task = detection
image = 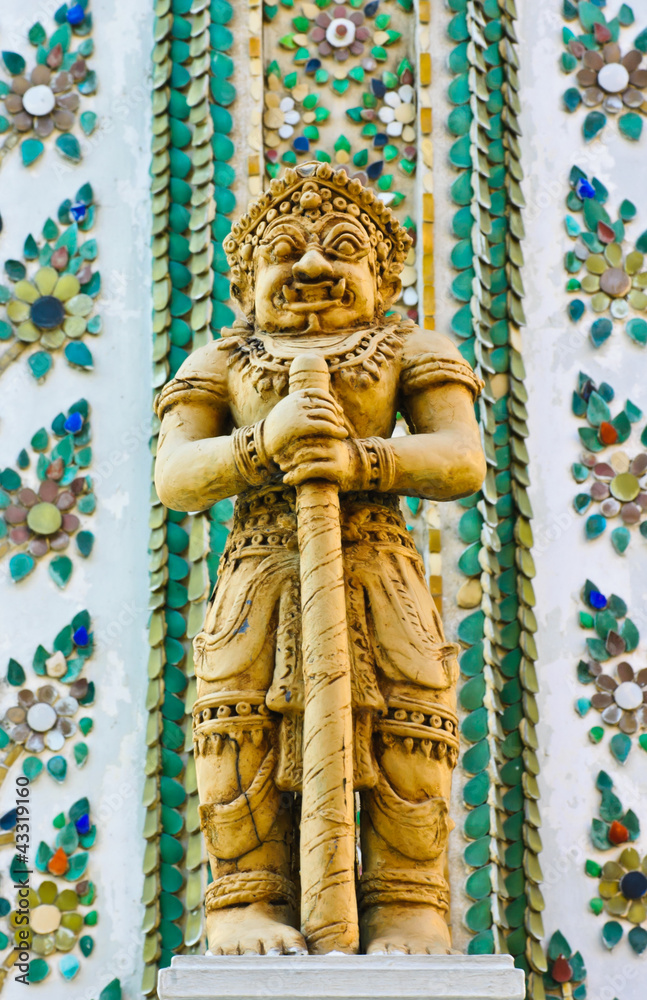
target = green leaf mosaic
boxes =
[447,0,544,986]
[144,0,237,990]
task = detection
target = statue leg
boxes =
[358,693,458,954]
[193,684,306,955]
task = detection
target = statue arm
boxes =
[155,397,253,511]
[386,327,486,501]
[387,382,485,500]
[154,341,264,510]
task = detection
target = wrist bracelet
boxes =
[355,437,397,492]
[232,420,274,486]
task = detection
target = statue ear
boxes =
[229,266,255,318]
[379,273,402,311]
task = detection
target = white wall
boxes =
[0,1,153,996]
[519,4,647,997]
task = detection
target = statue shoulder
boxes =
[399,324,484,400]
[400,324,466,365]
[173,337,231,382]
[155,337,232,420]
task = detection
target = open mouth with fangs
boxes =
[278,277,353,312]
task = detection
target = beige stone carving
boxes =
[154,163,486,957]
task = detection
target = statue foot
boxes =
[362,904,452,955]
[207,901,308,955]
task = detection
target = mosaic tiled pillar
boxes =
[144,0,244,991]
[445,0,545,984]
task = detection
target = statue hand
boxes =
[263,389,348,462]
[280,437,360,490]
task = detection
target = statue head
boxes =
[223,162,413,334]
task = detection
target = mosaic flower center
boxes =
[610,472,640,502]
[599,267,631,298]
[22,84,56,117]
[597,63,630,94]
[613,680,644,711]
[27,501,63,537]
[30,295,65,330]
[30,903,61,935]
[619,869,647,900]
[326,17,356,47]
[26,701,57,732]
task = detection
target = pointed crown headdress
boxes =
[223,162,413,288]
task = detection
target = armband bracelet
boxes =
[232,420,274,486]
[355,437,397,492]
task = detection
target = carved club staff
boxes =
[288,353,359,954]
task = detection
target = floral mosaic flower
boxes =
[310,5,371,61]
[19,879,82,951]
[0,1,96,166]
[4,65,80,138]
[590,662,647,734]
[571,373,647,549]
[9,872,96,981]
[3,684,81,754]
[375,82,415,137]
[6,267,93,349]
[575,451,647,534]
[575,581,645,733]
[574,239,647,319]
[561,1,647,140]
[0,184,100,379]
[4,465,89,557]
[596,848,647,924]
[0,399,95,584]
[572,44,647,116]
[5,798,98,980]
[564,168,647,341]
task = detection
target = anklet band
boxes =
[205,871,297,912]
[358,870,449,913]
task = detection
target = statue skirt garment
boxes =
[192,484,459,790]
[191,484,460,920]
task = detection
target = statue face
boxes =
[253,213,377,334]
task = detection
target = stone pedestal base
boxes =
[158,954,525,1000]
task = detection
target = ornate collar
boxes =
[220,321,411,393]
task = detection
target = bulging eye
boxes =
[272,239,295,258]
[335,240,356,256]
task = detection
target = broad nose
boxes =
[292,247,334,282]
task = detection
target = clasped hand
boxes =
[262,388,358,489]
